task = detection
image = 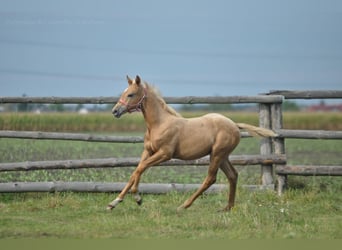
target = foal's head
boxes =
[112,75,146,118]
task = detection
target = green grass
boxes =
[1,111,341,132]
[0,112,146,132]
[0,185,341,239]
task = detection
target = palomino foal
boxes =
[108,75,276,211]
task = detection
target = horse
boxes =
[107,75,277,212]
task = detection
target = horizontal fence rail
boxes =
[0,130,251,142]
[276,165,342,176]
[0,130,145,143]
[0,182,274,193]
[0,155,287,172]
[266,90,342,99]
[1,130,341,142]
[0,95,283,104]
[0,182,228,194]
[275,129,342,140]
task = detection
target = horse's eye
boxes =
[127,93,135,98]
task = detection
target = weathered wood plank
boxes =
[0,130,251,141]
[0,97,115,104]
[0,182,227,194]
[266,90,342,99]
[0,130,144,143]
[275,129,342,139]
[259,103,273,185]
[2,129,341,141]
[0,182,274,193]
[0,154,287,172]
[271,103,287,195]
[276,165,342,176]
[164,95,283,104]
[0,95,283,104]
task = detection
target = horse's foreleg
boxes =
[219,159,238,211]
[107,149,171,210]
[107,166,147,210]
[106,174,135,210]
[106,150,150,210]
[130,149,171,205]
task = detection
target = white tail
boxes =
[236,123,277,137]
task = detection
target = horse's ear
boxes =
[135,75,141,85]
[126,75,133,85]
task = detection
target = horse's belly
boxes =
[173,132,213,160]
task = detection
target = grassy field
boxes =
[1,186,341,239]
[1,111,341,132]
[0,112,341,239]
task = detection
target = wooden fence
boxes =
[265,90,342,194]
[0,90,341,194]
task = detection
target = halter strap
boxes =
[119,87,147,113]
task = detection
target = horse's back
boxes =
[200,113,239,132]
[201,113,241,149]
[202,112,235,124]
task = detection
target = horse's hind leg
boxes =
[177,155,221,211]
[219,158,238,211]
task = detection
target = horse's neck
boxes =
[142,89,170,129]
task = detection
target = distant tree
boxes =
[17,94,29,112]
[48,104,65,112]
[104,104,114,111]
[283,101,300,111]
[76,104,84,111]
[205,103,233,111]
[180,104,197,111]
[179,103,234,112]
[55,104,65,112]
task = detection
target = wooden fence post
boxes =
[259,103,273,186]
[271,103,286,195]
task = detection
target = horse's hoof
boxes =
[217,208,229,213]
[219,206,234,213]
[134,194,143,206]
[176,205,185,213]
[136,198,143,206]
[106,205,114,211]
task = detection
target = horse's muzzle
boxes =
[112,106,126,118]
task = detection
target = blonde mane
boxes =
[144,83,182,117]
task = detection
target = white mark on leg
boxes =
[107,197,123,210]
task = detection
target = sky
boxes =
[0,0,342,100]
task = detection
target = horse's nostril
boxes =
[112,108,121,118]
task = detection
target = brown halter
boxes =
[118,87,147,113]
